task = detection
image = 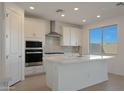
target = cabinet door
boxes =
[24,19,43,39]
[24,20,35,38]
[5,8,22,86]
[70,27,79,46]
[62,27,71,46]
[32,21,43,38]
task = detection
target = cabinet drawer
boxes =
[25,66,44,76]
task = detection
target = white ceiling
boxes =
[16,2,124,25]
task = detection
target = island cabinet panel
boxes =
[88,60,108,85]
[45,57,108,91]
[57,63,90,91]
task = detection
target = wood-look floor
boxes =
[10,73,124,91]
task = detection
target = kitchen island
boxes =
[45,55,113,91]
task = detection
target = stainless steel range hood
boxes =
[46,21,62,38]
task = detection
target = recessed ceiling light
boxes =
[97,15,101,18]
[74,8,79,11]
[61,14,65,17]
[29,6,35,10]
[82,19,86,22]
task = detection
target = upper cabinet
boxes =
[70,27,80,46]
[61,26,82,46]
[24,18,48,46]
[24,18,45,40]
[62,26,71,46]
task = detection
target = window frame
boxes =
[89,24,118,55]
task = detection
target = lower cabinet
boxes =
[25,65,45,76]
[46,59,108,91]
[88,60,108,85]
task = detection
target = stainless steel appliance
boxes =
[25,41,43,66]
[46,21,62,37]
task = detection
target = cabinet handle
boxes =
[75,42,77,45]
[6,55,9,59]
[19,56,22,58]
[33,33,36,36]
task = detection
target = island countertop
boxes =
[44,55,114,64]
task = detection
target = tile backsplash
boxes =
[44,36,79,53]
[62,46,79,53]
[44,36,62,52]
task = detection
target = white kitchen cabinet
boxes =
[45,55,108,91]
[24,19,42,38]
[70,27,80,46]
[24,20,36,38]
[61,26,71,46]
[25,65,44,76]
[24,18,45,43]
[88,60,108,85]
[62,26,81,46]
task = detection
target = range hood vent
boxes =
[46,21,62,38]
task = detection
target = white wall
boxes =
[82,16,124,76]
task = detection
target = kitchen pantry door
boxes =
[5,8,22,86]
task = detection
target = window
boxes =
[89,25,118,55]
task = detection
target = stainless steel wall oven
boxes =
[25,41,43,66]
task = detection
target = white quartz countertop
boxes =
[44,55,114,64]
